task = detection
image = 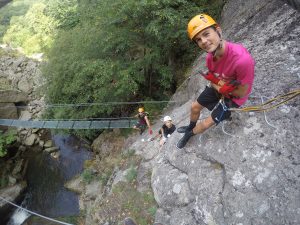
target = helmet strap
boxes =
[212,40,223,58]
[213,31,223,58]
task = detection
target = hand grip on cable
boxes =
[199,70,221,85]
[219,80,241,98]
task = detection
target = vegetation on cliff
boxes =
[0,0,224,124]
[0,130,17,157]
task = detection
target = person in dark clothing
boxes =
[133,107,152,135]
[150,116,176,146]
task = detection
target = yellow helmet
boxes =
[187,14,217,40]
[138,107,144,113]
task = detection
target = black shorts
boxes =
[135,122,146,130]
[197,86,239,124]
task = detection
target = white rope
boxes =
[0,196,74,225]
[260,95,277,129]
[0,100,183,109]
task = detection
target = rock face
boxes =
[129,1,300,225]
[0,90,28,103]
[0,90,28,119]
[0,47,45,120]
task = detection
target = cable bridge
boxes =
[0,118,138,129]
[0,100,177,129]
[1,89,299,129]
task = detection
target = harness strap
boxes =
[213,97,228,124]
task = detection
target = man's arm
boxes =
[144,116,153,134]
[211,82,249,98]
[152,130,162,140]
[144,116,151,128]
[160,128,165,138]
[231,83,249,97]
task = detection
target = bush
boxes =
[99,171,112,186]
[148,206,157,217]
[0,129,17,157]
[81,169,94,184]
[0,176,8,188]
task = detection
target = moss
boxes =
[100,182,157,225]
[125,165,137,183]
[83,142,153,224]
[81,169,94,184]
[0,176,8,188]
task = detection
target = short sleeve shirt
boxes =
[159,124,176,137]
[206,42,255,106]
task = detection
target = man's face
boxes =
[193,27,221,52]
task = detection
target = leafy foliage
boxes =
[0,0,79,55]
[0,129,17,157]
[82,169,94,184]
[0,0,224,134]
[42,0,224,123]
[45,0,79,29]
[0,0,35,38]
[2,1,57,54]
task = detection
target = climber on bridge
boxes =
[150,115,176,146]
[176,13,255,149]
[133,107,153,135]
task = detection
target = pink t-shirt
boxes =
[206,42,255,106]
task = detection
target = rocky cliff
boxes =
[130,0,299,225]
[3,0,299,224]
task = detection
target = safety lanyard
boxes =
[214,97,228,123]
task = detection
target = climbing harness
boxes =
[0,196,74,225]
[212,97,228,124]
[211,97,236,137]
[218,89,300,136]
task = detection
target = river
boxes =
[7,134,92,225]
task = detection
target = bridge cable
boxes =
[0,196,74,225]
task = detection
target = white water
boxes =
[7,208,31,225]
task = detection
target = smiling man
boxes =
[176,14,255,149]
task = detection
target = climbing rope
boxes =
[0,196,74,225]
[229,89,300,112]
[209,89,299,136]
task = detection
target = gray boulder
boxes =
[0,103,18,119]
[0,90,28,103]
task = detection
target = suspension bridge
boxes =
[0,118,138,129]
[0,100,176,129]
[0,89,299,130]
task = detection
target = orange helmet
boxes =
[187,14,217,40]
[138,107,144,113]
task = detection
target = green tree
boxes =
[0,0,36,38]
[45,0,80,29]
[43,24,139,120]
[3,2,58,54]
[96,0,223,96]
[43,0,224,122]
